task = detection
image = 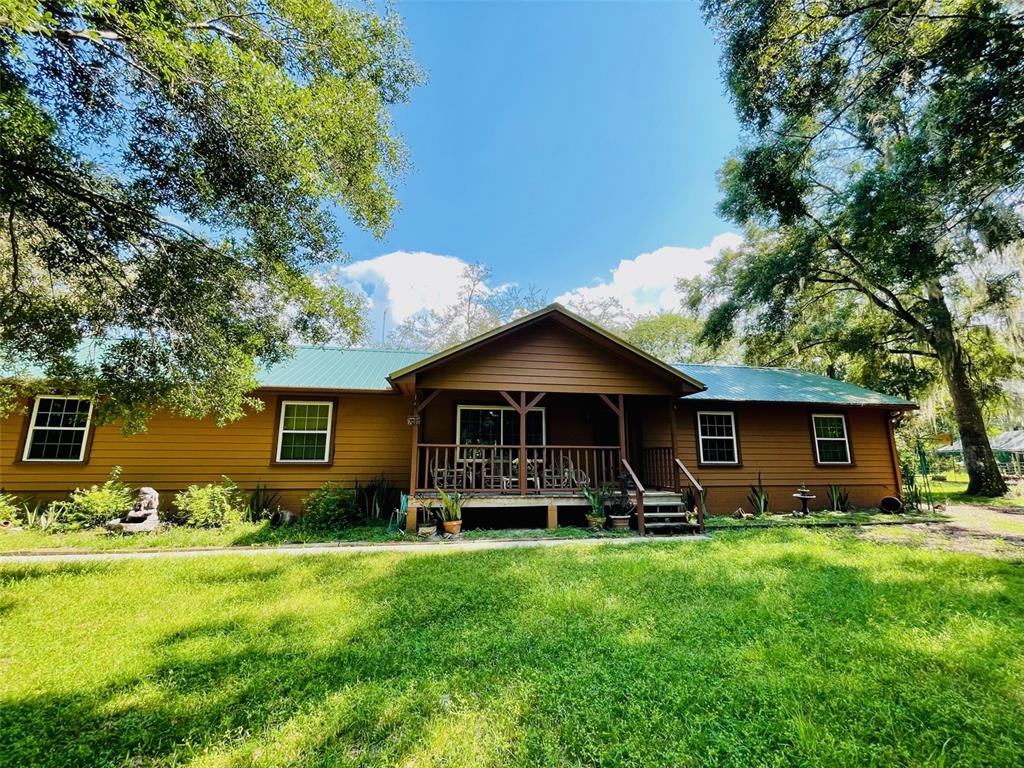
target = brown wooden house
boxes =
[0,305,915,533]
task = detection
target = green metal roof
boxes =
[674,364,915,408]
[257,347,429,390]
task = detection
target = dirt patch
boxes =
[858,504,1024,559]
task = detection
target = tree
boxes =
[700,0,1024,495]
[623,311,736,363]
[387,264,546,351]
[0,0,420,430]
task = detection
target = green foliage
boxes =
[699,0,1024,496]
[246,483,281,523]
[176,477,244,528]
[747,472,769,515]
[354,475,400,521]
[301,483,359,530]
[436,488,464,522]
[0,492,21,524]
[3,532,1024,766]
[0,0,421,429]
[580,483,612,519]
[624,312,716,363]
[51,466,133,530]
[826,485,850,514]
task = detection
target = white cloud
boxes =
[326,233,742,343]
[554,232,743,315]
[323,251,473,340]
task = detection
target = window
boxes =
[456,405,545,447]
[697,411,739,464]
[23,396,93,462]
[812,414,852,464]
[276,401,333,462]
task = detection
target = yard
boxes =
[2,529,1023,767]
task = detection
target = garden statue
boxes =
[106,487,160,533]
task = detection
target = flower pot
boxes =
[443,520,463,535]
[606,514,630,530]
[586,514,606,530]
[417,524,437,538]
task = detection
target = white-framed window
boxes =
[456,405,546,447]
[276,400,333,463]
[812,413,852,464]
[697,411,739,464]
[23,396,93,462]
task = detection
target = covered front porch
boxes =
[404,389,703,534]
[386,304,708,534]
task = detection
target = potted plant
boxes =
[437,488,464,535]
[605,488,631,529]
[580,484,611,530]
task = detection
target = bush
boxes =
[56,467,134,530]
[302,483,359,530]
[176,477,245,528]
[0,492,22,525]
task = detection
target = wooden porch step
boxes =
[643,511,691,519]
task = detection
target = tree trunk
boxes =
[927,290,1007,497]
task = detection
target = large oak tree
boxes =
[0,0,419,429]
[700,0,1024,495]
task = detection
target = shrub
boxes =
[176,477,245,528]
[747,472,770,515]
[302,483,359,529]
[246,482,281,522]
[57,467,134,530]
[826,485,850,513]
[0,493,22,525]
[354,475,400,520]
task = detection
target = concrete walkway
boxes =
[0,533,709,564]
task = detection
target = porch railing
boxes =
[415,444,621,495]
[640,446,705,532]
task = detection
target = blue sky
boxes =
[334,1,741,337]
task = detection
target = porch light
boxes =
[407,414,422,426]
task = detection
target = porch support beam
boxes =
[668,397,680,491]
[499,390,520,411]
[598,393,621,417]
[409,390,424,498]
[414,389,441,414]
[547,501,558,529]
[525,392,546,411]
[616,395,627,463]
[519,391,528,495]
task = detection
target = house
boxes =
[0,305,915,533]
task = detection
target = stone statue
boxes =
[106,487,160,533]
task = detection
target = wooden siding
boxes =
[417,318,680,395]
[640,401,901,513]
[0,390,413,510]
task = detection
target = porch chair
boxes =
[430,461,465,491]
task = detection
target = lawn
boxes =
[0,521,636,553]
[2,530,1023,767]
[926,472,1024,509]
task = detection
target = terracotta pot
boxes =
[606,514,630,530]
[443,520,463,535]
[586,515,606,530]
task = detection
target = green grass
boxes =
[2,530,1023,767]
[926,472,1024,508]
[0,522,640,554]
[705,510,945,529]
[0,520,405,553]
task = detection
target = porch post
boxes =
[617,394,627,463]
[409,391,421,499]
[519,391,527,495]
[668,396,680,491]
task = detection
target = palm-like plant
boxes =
[436,488,464,522]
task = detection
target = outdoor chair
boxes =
[430,462,465,491]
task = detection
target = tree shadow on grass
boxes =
[3,538,1024,767]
